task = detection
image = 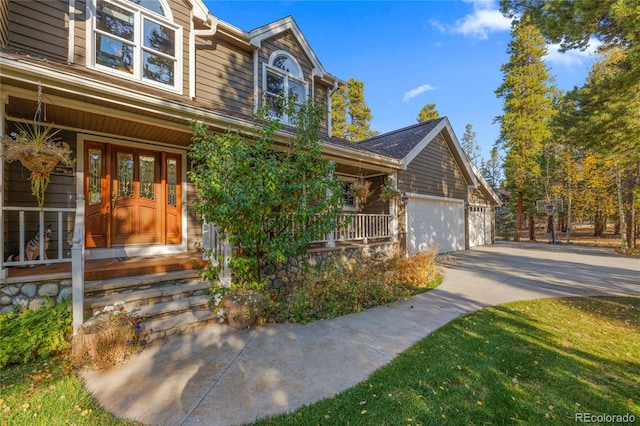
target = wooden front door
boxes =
[85,142,181,248]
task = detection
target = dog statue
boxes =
[25,225,52,261]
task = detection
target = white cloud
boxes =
[431,0,512,40]
[543,39,603,67]
[403,84,437,102]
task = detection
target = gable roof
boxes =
[359,117,502,198]
[357,118,446,160]
[248,16,337,84]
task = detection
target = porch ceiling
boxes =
[6,96,193,147]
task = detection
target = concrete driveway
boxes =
[82,242,639,425]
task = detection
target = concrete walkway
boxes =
[81,242,640,425]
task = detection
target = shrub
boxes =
[71,302,146,370]
[262,250,442,324]
[0,300,71,369]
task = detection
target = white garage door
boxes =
[406,195,465,254]
[468,206,492,247]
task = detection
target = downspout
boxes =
[327,80,338,138]
[189,13,217,99]
[68,0,75,64]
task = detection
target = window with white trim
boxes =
[263,51,307,124]
[341,180,357,211]
[91,0,181,91]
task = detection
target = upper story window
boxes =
[90,0,181,91]
[263,51,307,124]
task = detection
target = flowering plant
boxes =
[209,280,267,328]
[71,301,146,369]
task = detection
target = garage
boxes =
[406,194,465,254]
[468,205,493,247]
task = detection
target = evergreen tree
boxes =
[461,123,481,167]
[481,147,502,189]
[494,17,557,242]
[417,103,439,122]
[330,78,377,142]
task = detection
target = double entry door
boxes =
[85,141,181,248]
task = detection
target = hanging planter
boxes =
[348,177,372,210]
[2,120,74,208]
[379,176,401,202]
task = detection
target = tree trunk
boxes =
[593,211,605,237]
[529,215,536,241]
[615,164,629,251]
[514,189,523,242]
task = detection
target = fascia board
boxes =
[189,0,210,22]
[321,142,402,172]
[249,17,327,78]
[442,118,479,187]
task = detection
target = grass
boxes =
[251,296,640,425]
[0,357,137,425]
[2,294,637,425]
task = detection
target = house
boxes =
[0,0,499,334]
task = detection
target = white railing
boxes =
[319,213,394,245]
[1,206,76,267]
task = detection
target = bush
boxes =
[0,301,71,369]
[71,302,146,370]
[262,250,442,324]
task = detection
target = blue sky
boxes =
[203,0,600,162]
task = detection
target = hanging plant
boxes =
[2,120,74,208]
[379,176,401,202]
[348,177,372,209]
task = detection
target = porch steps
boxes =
[84,270,218,341]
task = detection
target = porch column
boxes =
[389,173,399,242]
[0,93,7,279]
[72,140,86,334]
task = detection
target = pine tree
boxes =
[461,123,481,167]
[331,78,377,142]
[494,17,557,242]
[481,147,502,189]
[417,103,439,122]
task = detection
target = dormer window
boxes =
[263,51,307,124]
[90,0,181,91]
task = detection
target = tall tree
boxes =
[556,46,640,250]
[330,78,377,142]
[480,147,502,189]
[494,17,557,242]
[417,103,439,122]
[461,123,481,167]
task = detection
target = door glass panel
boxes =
[167,158,177,207]
[88,149,102,205]
[117,152,134,198]
[140,155,155,200]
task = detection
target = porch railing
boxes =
[1,206,76,267]
[322,213,394,245]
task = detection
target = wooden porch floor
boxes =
[4,252,207,282]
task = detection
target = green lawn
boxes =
[1,296,638,425]
[252,296,640,425]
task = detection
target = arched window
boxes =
[263,51,307,123]
[90,0,181,91]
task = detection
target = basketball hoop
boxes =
[544,204,555,216]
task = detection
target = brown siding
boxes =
[361,175,388,214]
[72,0,87,63]
[194,35,254,118]
[8,0,68,61]
[398,133,468,200]
[0,0,9,46]
[469,187,490,205]
[259,31,314,80]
